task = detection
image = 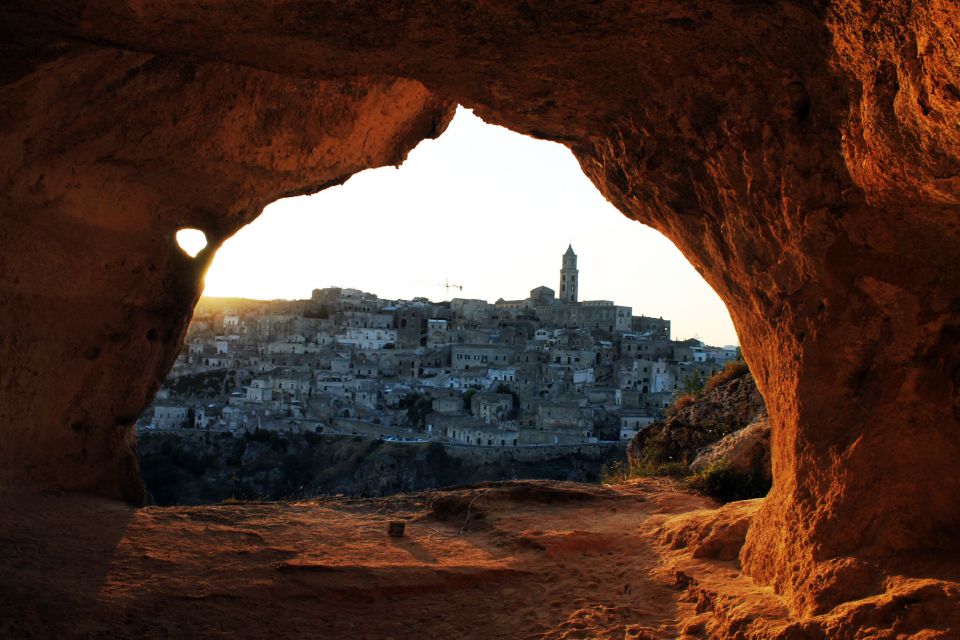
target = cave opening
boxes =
[137,106,742,506]
[3,4,960,634]
[175,228,208,258]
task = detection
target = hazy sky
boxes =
[196,107,738,346]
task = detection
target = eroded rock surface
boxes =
[0,46,454,502]
[627,370,766,469]
[4,482,956,639]
[658,499,762,562]
[2,0,959,629]
[690,416,772,481]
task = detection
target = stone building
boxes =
[536,401,594,436]
[529,286,555,306]
[535,301,632,333]
[630,315,671,339]
[432,394,464,414]
[394,305,428,347]
[449,298,492,322]
[618,410,656,441]
[153,404,189,429]
[471,392,514,424]
[451,344,514,370]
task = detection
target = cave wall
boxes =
[2,0,958,618]
[0,45,454,502]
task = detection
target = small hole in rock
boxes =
[175,228,207,258]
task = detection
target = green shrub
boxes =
[269,436,289,453]
[679,374,705,396]
[162,370,229,397]
[140,456,195,505]
[246,428,271,443]
[246,428,288,452]
[600,459,687,484]
[686,461,770,503]
[630,428,695,469]
[277,454,314,498]
[398,392,434,428]
[225,440,247,467]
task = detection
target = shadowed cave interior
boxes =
[1,1,959,638]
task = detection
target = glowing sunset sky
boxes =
[199,107,739,346]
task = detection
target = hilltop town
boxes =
[143,246,739,448]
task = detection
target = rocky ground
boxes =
[3,480,955,639]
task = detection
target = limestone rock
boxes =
[0,48,454,503]
[659,499,761,562]
[689,416,772,481]
[627,370,765,469]
[2,0,959,625]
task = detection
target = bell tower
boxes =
[559,244,578,303]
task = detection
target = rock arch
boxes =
[2,0,958,618]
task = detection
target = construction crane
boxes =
[436,278,463,298]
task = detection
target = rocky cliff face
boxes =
[627,370,766,470]
[690,416,772,482]
[138,432,624,506]
[2,0,959,627]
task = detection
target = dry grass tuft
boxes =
[703,360,750,394]
[668,393,698,415]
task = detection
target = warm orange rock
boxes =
[689,416,772,480]
[1,0,958,631]
[0,47,453,503]
[3,482,956,639]
[659,499,762,562]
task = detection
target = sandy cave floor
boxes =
[0,480,785,639]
